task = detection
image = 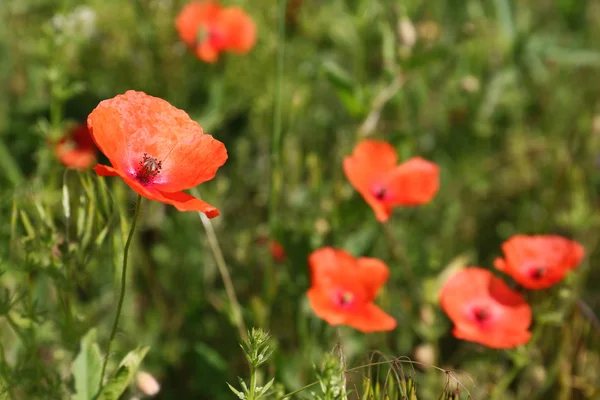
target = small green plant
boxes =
[228,328,276,400]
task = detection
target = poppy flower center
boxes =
[333,290,355,309]
[136,153,162,185]
[529,266,546,280]
[371,184,388,201]
[469,305,493,328]
[197,26,227,49]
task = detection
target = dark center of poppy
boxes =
[196,26,226,49]
[136,153,162,185]
[529,266,546,280]
[334,291,355,308]
[372,186,387,201]
[473,307,490,323]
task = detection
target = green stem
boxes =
[98,194,143,391]
[265,0,288,303]
[191,188,247,342]
[248,367,257,400]
[489,363,523,400]
[277,381,319,399]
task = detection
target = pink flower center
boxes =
[136,153,162,185]
[333,290,355,309]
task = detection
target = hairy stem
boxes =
[98,194,143,391]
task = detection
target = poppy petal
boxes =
[453,326,531,349]
[440,267,532,349]
[94,164,219,217]
[94,164,120,176]
[196,41,220,62]
[307,287,346,326]
[383,157,440,205]
[88,90,227,192]
[152,130,227,192]
[307,289,396,332]
[154,189,219,216]
[217,8,256,53]
[345,304,397,333]
[175,1,222,47]
[356,257,390,301]
[496,235,585,290]
[308,247,356,288]
[343,140,397,222]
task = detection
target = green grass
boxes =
[1,0,600,398]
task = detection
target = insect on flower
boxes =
[87,90,227,217]
[307,247,396,333]
[343,140,440,222]
[494,234,584,290]
[440,267,532,349]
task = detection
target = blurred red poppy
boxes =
[343,140,439,222]
[54,123,97,170]
[441,267,531,349]
[176,1,256,63]
[87,90,227,217]
[440,267,532,349]
[307,247,396,332]
[494,235,584,290]
[269,240,286,263]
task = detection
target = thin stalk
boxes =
[248,368,257,400]
[277,381,319,399]
[98,194,143,390]
[192,188,247,341]
[489,363,523,400]
[266,0,288,302]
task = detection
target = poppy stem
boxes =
[192,188,247,342]
[98,193,143,392]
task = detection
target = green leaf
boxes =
[96,346,150,400]
[72,329,103,400]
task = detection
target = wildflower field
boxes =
[2,0,600,399]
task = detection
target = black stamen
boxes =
[136,153,162,185]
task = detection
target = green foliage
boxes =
[1,0,600,399]
[71,329,102,400]
[96,346,149,400]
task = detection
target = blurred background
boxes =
[1,0,600,398]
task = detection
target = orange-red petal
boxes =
[307,288,396,333]
[217,8,256,53]
[383,157,440,205]
[196,41,220,63]
[355,257,390,301]
[343,140,398,222]
[94,164,220,217]
[494,235,585,290]
[87,90,227,192]
[440,267,532,349]
[54,124,97,170]
[308,247,357,288]
[175,1,221,47]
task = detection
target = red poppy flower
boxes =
[440,267,532,349]
[494,235,584,290]
[269,240,286,263]
[176,1,256,63]
[343,140,439,222]
[54,123,97,170]
[87,90,227,217]
[307,247,396,332]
